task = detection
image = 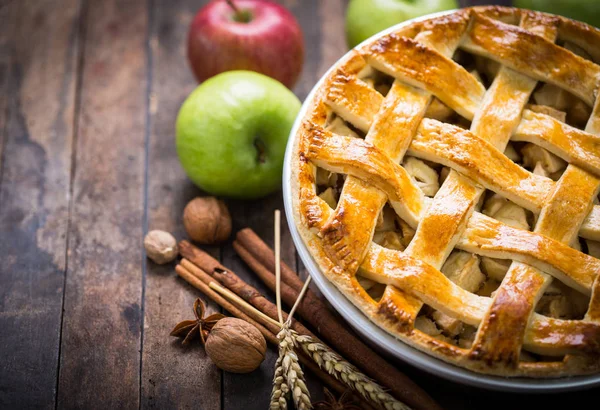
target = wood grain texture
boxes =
[317,0,348,79]
[56,0,148,408]
[283,0,322,101]
[141,0,221,409]
[221,195,297,409]
[0,1,80,408]
[1,1,599,409]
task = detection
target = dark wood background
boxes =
[0,0,597,409]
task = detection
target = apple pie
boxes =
[290,6,600,377]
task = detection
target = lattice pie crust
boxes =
[290,6,600,377]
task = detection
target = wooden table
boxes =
[0,0,597,408]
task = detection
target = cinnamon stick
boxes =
[175,264,279,339]
[237,228,307,292]
[180,256,320,341]
[175,263,375,410]
[233,231,442,410]
[180,240,440,410]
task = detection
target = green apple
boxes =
[176,71,301,199]
[346,0,459,48]
[513,0,600,28]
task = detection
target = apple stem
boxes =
[225,0,252,23]
[225,0,240,14]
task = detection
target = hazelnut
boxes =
[183,197,231,244]
[144,230,178,264]
[205,317,266,373]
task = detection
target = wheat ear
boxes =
[269,353,288,410]
[294,331,410,410]
[278,327,312,410]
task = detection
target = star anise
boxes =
[313,388,362,410]
[170,298,225,345]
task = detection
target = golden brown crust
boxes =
[513,111,600,176]
[366,35,485,119]
[290,6,600,377]
[470,264,550,370]
[462,13,600,106]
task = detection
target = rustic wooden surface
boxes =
[0,0,598,409]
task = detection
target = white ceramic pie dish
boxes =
[282,10,600,393]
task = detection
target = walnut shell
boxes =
[183,197,231,244]
[144,230,178,264]
[205,317,266,373]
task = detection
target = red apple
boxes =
[187,0,304,89]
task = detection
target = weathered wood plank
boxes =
[56,0,148,407]
[282,0,322,101]
[141,0,221,408]
[0,0,14,175]
[0,1,80,408]
[316,0,348,79]
[216,0,329,406]
[221,196,297,409]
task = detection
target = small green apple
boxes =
[176,71,301,199]
[346,0,459,48]
[513,0,600,28]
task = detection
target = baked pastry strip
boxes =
[366,34,484,120]
[471,167,600,363]
[461,13,600,106]
[382,10,588,368]
[363,10,559,354]
[458,13,587,368]
[579,99,600,241]
[469,12,600,364]
[305,129,600,294]
[408,119,555,212]
[513,110,600,177]
[526,73,600,357]
[317,12,471,325]
[584,95,600,323]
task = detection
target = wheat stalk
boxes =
[293,331,410,410]
[269,353,288,410]
[279,327,312,409]
[270,210,312,410]
[270,326,312,409]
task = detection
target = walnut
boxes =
[183,197,232,244]
[205,317,267,373]
[144,230,178,264]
